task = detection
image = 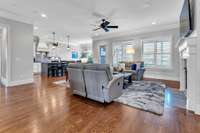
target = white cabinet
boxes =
[33,63,41,74]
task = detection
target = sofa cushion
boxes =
[68,63,84,69]
[84,64,113,81]
[131,64,137,70]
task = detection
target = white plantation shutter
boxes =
[143,41,171,68]
[113,44,134,66]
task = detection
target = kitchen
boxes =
[33,35,92,77]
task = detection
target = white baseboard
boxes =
[7,78,34,87]
[186,99,194,111]
[195,104,200,115]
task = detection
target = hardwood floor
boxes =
[0,75,199,133]
[144,78,180,89]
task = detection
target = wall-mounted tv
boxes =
[180,0,194,38]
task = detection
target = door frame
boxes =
[0,23,10,86]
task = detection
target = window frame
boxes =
[112,42,135,66]
[142,40,172,69]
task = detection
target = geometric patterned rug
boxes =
[114,81,166,115]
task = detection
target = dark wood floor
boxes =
[0,75,200,133]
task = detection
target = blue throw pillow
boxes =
[131,64,137,70]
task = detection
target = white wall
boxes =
[93,28,180,81]
[0,17,33,86]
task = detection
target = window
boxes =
[71,51,78,59]
[142,41,171,68]
[113,43,134,66]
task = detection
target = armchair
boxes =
[83,64,123,103]
[120,61,145,81]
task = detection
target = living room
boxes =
[0,0,200,133]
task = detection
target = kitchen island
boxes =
[41,61,68,77]
[41,60,81,77]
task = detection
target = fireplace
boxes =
[179,41,189,91]
[178,37,200,115]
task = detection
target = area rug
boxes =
[114,81,166,115]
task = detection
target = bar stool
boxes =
[51,63,58,77]
[57,63,63,76]
[61,61,68,76]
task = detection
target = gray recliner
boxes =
[83,64,123,103]
[67,63,123,103]
[67,63,86,97]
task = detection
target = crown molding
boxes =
[0,9,34,24]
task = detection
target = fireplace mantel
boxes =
[179,36,200,115]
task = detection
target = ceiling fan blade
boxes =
[103,28,109,32]
[104,20,110,26]
[93,27,101,31]
[107,25,118,28]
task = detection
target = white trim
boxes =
[0,13,33,24]
[195,104,200,115]
[1,77,8,86]
[0,23,10,84]
[187,98,196,112]
[195,105,200,115]
[7,78,34,87]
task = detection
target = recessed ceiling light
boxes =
[34,26,39,30]
[41,13,47,18]
[143,3,151,8]
[152,22,157,25]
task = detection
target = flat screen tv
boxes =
[180,0,194,38]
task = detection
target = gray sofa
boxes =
[67,63,123,103]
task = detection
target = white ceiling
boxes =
[0,0,183,44]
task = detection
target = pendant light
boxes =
[52,32,58,48]
[67,35,71,51]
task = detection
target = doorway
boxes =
[99,46,106,64]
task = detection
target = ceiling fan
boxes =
[93,19,119,32]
